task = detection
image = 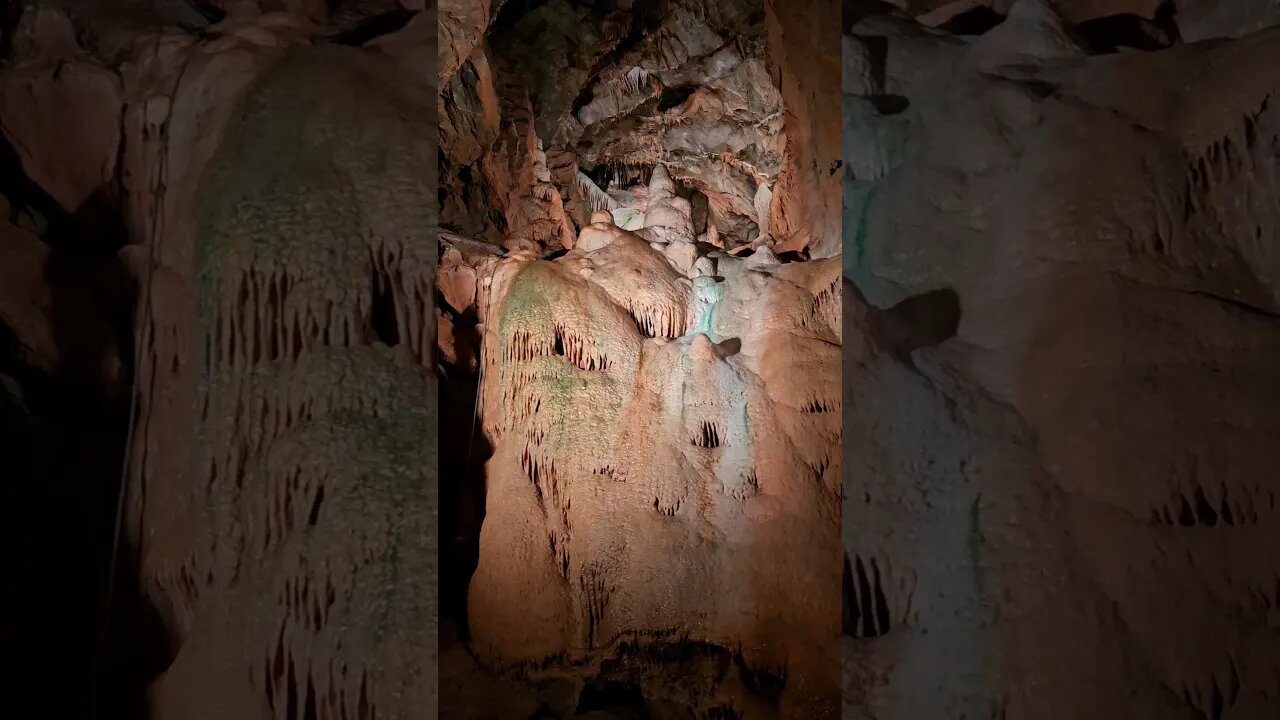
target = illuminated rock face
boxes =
[467,210,843,715]
[438,0,835,253]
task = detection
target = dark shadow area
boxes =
[576,680,648,718]
[189,2,226,25]
[717,337,742,357]
[369,268,402,346]
[0,119,161,717]
[936,6,1004,35]
[1076,12,1177,54]
[0,0,20,60]
[439,306,493,643]
[733,653,785,707]
[867,94,909,115]
[657,83,697,111]
[689,188,709,237]
[328,7,418,47]
[869,287,962,364]
[0,272,158,719]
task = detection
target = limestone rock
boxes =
[442,0,791,250]
[469,244,842,716]
[11,5,82,60]
[0,222,123,396]
[439,0,494,84]
[123,39,438,720]
[969,0,1086,66]
[1176,0,1280,41]
[577,212,630,253]
[767,0,842,258]
[639,164,696,245]
[440,2,843,715]
[663,239,699,275]
[0,60,123,214]
[439,256,478,315]
[844,14,1280,719]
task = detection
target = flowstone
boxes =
[126,43,437,720]
[845,8,1280,719]
[467,203,842,715]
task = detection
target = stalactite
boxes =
[625,299,688,339]
[577,171,619,212]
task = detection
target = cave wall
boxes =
[0,4,150,714]
[0,2,439,718]
[461,202,843,718]
[436,4,849,716]
[765,0,842,258]
[439,0,846,254]
[843,3,1280,717]
[125,31,438,720]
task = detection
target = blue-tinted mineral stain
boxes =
[851,183,878,268]
[968,494,988,602]
[690,275,725,338]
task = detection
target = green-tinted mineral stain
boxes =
[541,371,578,407]
[180,48,433,648]
[527,367,578,436]
[190,50,411,332]
[968,494,989,612]
[877,122,908,173]
[336,406,432,641]
[691,276,725,336]
[496,266,557,344]
[850,183,878,268]
[496,266,593,421]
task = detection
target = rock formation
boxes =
[844,1,1280,718]
[0,1,437,718]
[438,2,843,717]
[443,172,840,718]
[439,0,840,258]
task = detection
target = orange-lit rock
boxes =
[466,208,842,716]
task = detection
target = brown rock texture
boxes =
[844,2,1280,718]
[439,0,495,83]
[765,0,842,258]
[881,0,1167,22]
[0,223,66,375]
[0,55,122,214]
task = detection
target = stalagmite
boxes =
[638,164,696,245]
